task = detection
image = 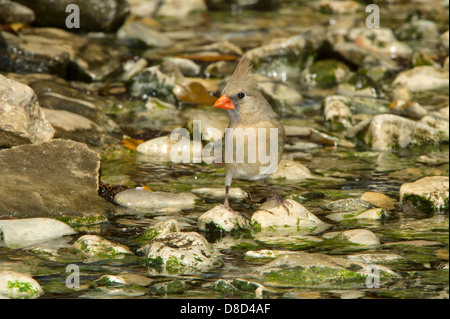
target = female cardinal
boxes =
[213,56,291,215]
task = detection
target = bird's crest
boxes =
[224,55,257,93]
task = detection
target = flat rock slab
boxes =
[0,139,110,218]
[0,218,76,249]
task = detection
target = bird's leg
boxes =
[263,179,292,214]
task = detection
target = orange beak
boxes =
[213,94,235,110]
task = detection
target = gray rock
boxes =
[395,18,440,42]
[42,108,105,148]
[0,0,35,24]
[0,218,76,249]
[139,232,223,274]
[251,199,330,231]
[14,0,129,32]
[333,42,399,70]
[399,176,449,213]
[198,205,251,232]
[0,270,44,299]
[71,235,134,261]
[117,20,174,48]
[326,208,387,222]
[325,198,375,212]
[364,114,441,151]
[0,139,110,218]
[257,77,303,117]
[166,57,201,77]
[114,188,199,212]
[0,74,54,147]
[270,159,317,180]
[0,30,71,76]
[389,100,428,120]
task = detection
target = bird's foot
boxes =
[221,202,249,220]
[270,195,293,215]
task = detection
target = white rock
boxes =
[0,270,44,299]
[347,253,406,264]
[71,235,134,261]
[0,218,76,249]
[323,229,380,246]
[399,176,449,213]
[114,189,199,212]
[139,232,223,274]
[198,205,251,232]
[136,135,203,163]
[392,66,449,92]
[251,199,330,232]
[271,159,317,180]
[191,187,247,200]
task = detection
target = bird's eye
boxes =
[237,92,245,99]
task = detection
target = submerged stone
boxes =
[71,235,134,261]
[139,232,223,274]
[0,270,44,299]
[322,229,381,247]
[198,205,252,232]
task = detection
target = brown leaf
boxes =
[122,138,146,150]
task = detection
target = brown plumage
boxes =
[213,56,291,215]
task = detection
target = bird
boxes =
[213,56,291,216]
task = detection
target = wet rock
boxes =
[0,74,54,147]
[128,64,178,103]
[207,0,278,11]
[0,218,76,249]
[42,108,105,148]
[114,188,199,212]
[151,279,188,295]
[323,95,353,131]
[139,232,223,274]
[246,27,326,81]
[0,139,110,219]
[191,187,246,201]
[347,28,413,60]
[301,59,350,89]
[392,66,449,92]
[347,253,407,265]
[257,76,303,117]
[166,57,201,77]
[198,205,251,232]
[325,198,375,213]
[326,208,387,222]
[363,114,441,151]
[136,135,203,163]
[128,0,206,18]
[244,249,299,264]
[117,20,174,48]
[440,30,449,54]
[0,30,71,76]
[323,229,381,246]
[337,73,383,99]
[205,60,236,78]
[71,235,134,261]
[315,0,362,14]
[94,273,152,288]
[395,18,440,42]
[139,219,180,241]
[182,107,229,142]
[360,192,396,210]
[389,99,428,120]
[310,128,355,148]
[255,253,398,287]
[14,0,129,32]
[333,42,399,70]
[0,270,44,299]
[270,159,317,180]
[419,112,449,141]
[399,176,449,213]
[254,234,323,249]
[0,0,35,24]
[251,199,330,231]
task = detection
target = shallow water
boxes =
[1,0,449,299]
